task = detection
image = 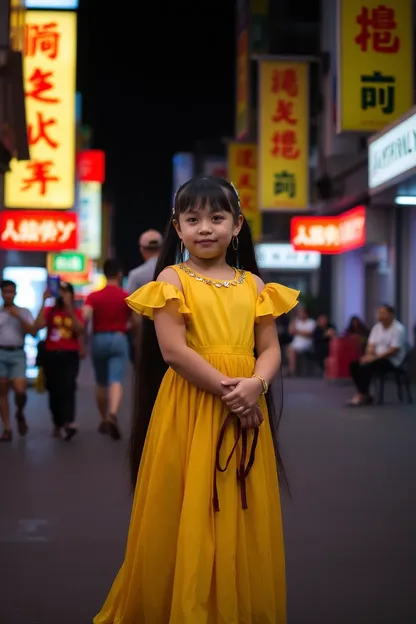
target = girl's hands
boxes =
[221,377,263,415]
[239,404,264,429]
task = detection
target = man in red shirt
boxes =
[83,259,131,440]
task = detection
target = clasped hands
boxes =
[221,377,264,429]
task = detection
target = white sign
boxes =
[368,109,416,193]
[78,181,101,260]
[26,0,79,8]
[255,243,321,270]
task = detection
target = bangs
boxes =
[176,177,236,215]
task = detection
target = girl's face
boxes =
[175,204,243,260]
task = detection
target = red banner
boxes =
[77,150,105,183]
[290,206,366,254]
[0,210,78,251]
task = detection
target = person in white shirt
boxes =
[286,308,316,375]
[0,279,37,442]
[348,304,406,406]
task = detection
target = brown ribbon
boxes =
[213,413,259,512]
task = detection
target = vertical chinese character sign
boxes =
[337,0,413,132]
[258,60,309,211]
[5,11,77,209]
[227,142,262,241]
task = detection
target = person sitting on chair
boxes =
[347,304,406,406]
[286,308,316,376]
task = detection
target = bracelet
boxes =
[252,374,268,395]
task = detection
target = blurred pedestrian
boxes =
[34,281,84,440]
[286,307,316,375]
[127,229,163,363]
[0,280,36,442]
[127,229,163,294]
[83,259,131,440]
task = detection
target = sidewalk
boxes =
[0,366,415,623]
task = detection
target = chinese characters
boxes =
[21,160,59,196]
[355,5,400,53]
[230,144,261,241]
[234,147,257,214]
[25,22,61,59]
[23,20,62,199]
[291,209,366,254]
[361,71,395,115]
[270,68,301,160]
[354,5,400,118]
[274,171,296,199]
[1,217,76,246]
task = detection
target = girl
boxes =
[94,177,299,624]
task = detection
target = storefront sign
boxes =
[258,59,309,210]
[48,251,86,273]
[0,210,78,251]
[290,206,366,254]
[236,29,249,139]
[368,108,416,192]
[5,11,77,209]
[337,0,413,133]
[227,142,261,242]
[47,251,90,285]
[78,181,102,260]
[256,243,321,270]
[77,150,105,183]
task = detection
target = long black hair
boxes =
[130,176,288,494]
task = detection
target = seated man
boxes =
[286,308,316,375]
[348,304,406,406]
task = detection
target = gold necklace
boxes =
[178,263,246,288]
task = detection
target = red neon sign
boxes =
[290,206,366,254]
[77,150,105,183]
[0,210,78,252]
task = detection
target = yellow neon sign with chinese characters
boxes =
[5,11,77,209]
[337,0,413,132]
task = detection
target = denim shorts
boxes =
[91,332,129,387]
[0,348,26,380]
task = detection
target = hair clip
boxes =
[172,205,175,215]
[230,181,241,208]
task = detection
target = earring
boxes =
[180,240,185,255]
[232,236,239,251]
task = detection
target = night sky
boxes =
[77,0,236,272]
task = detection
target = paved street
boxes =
[1,362,415,624]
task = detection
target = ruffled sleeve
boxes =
[255,283,299,322]
[126,281,191,322]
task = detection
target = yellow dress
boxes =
[94,264,299,624]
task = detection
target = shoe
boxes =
[0,429,12,442]
[64,426,78,442]
[98,421,110,434]
[108,417,121,441]
[16,412,28,436]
